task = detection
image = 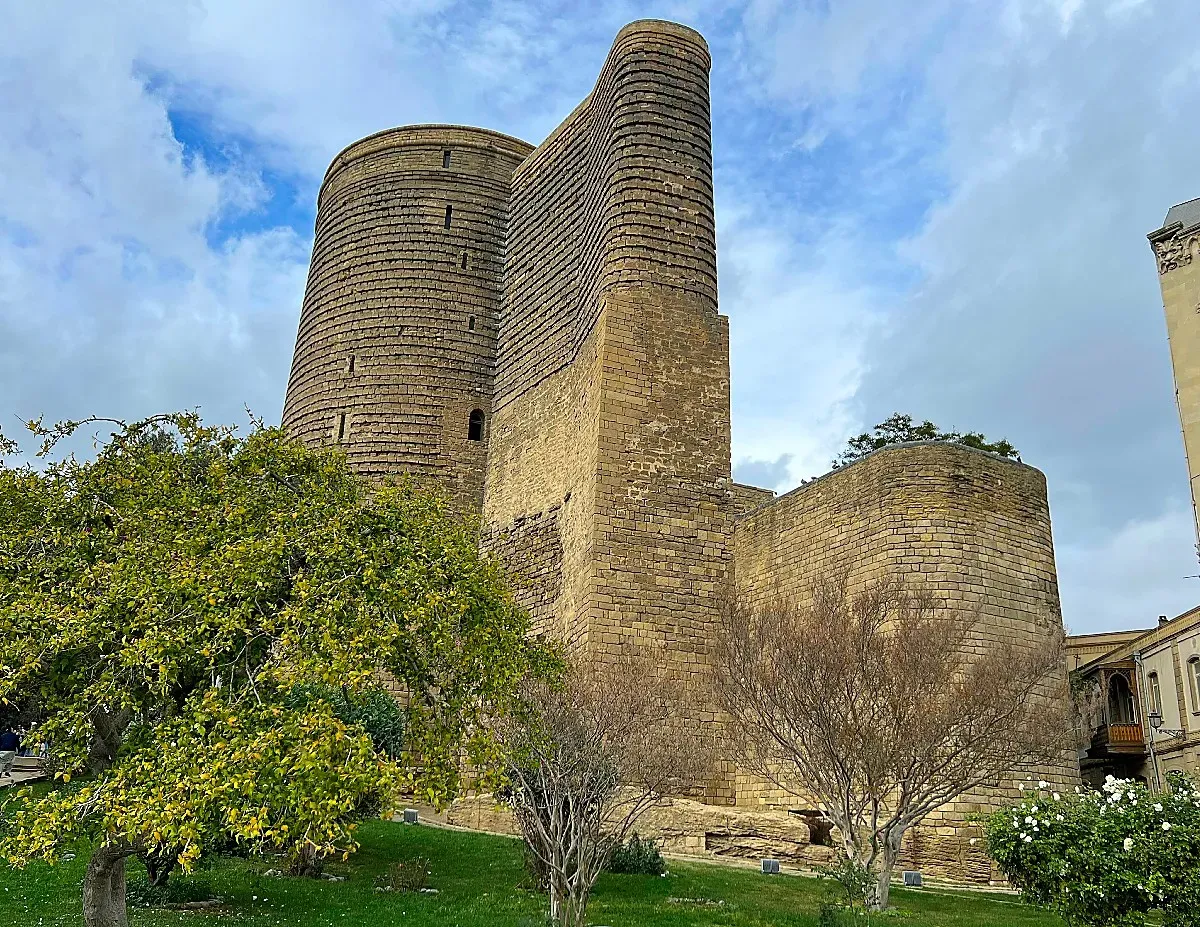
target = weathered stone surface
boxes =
[280,19,1080,883]
[445,793,840,867]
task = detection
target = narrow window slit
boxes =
[442,150,452,169]
[468,316,476,331]
[461,251,469,270]
[444,204,453,229]
[337,412,347,442]
[346,354,355,375]
[468,409,485,442]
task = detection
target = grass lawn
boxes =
[0,818,1063,926]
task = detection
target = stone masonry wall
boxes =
[1150,214,1200,546]
[732,441,1080,881]
[484,20,736,800]
[494,20,718,406]
[282,125,532,513]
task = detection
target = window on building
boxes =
[1190,657,1200,713]
[444,204,453,229]
[468,409,485,442]
[336,412,347,442]
[461,251,469,270]
[346,354,355,375]
[1148,671,1163,717]
[468,315,476,331]
[1107,673,1134,724]
[442,149,452,169]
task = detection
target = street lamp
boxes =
[1148,708,1184,739]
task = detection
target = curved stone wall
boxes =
[282,125,533,511]
[733,441,1078,880]
[494,20,716,406]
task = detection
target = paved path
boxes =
[1,757,46,788]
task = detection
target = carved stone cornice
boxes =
[1150,224,1200,276]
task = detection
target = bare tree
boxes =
[713,573,1071,911]
[498,649,709,927]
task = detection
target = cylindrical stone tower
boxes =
[282,125,533,512]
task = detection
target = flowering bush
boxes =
[986,773,1200,927]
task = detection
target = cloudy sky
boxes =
[2,0,1197,633]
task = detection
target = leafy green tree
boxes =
[987,774,1200,927]
[0,412,550,927]
[833,413,1020,468]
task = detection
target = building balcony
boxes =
[1091,721,1145,754]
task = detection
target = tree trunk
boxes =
[868,833,904,912]
[139,846,178,887]
[871,864,892,911]
[289,841,324,878]
[83,843,131,927]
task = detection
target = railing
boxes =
[1106,722,1144,749]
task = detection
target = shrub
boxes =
[125,874,214,908]
[815,855,873,909]
[986,773,1200,927]
[376,856,431,893]
[606,833,666,876]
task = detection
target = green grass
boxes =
[0,818,1063,926]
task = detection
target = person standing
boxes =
[0,728,19,780]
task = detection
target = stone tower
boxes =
[281,19,1080,881]
[281,125,532,513]
[1149,199,1200,547]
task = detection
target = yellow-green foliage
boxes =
[0,412,551,874]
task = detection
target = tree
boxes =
[987,774,1200,927]
[0,412,549,927]
[833,413,1020,468]
[713,574,1071,911]
[497,650,708,927]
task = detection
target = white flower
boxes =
[1031,805,1039,813]
[969,838,977,845]
[1053,793,1061,801]
[1038,780,1048,789]
[1123,838,1134,851]
[1163,821,1172,831]
[1022,835,1033,843]
[1055,814,1064,822]
[1154,803,1163,812]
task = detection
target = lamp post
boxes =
[1144,696,1185,792]
[1134,651,1162,792]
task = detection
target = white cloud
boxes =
[0,0,308,457]
[732,0,1200,629]
[1057,502,1199,633]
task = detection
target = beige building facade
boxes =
[1073,607,1200,789]
[282,19,1078,883]
[1149,198,1200,548]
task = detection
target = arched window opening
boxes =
[468,409,485,442]
[1107,673,1134,725]
[468,315,476,331]
[1148,672,1163,717]
[1189,657,1200,712]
